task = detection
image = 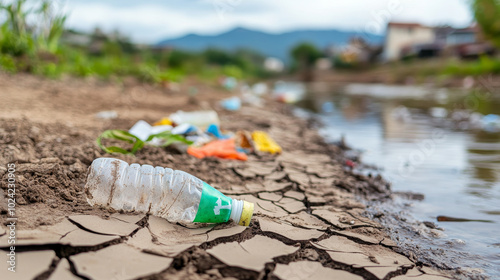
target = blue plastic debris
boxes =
[220,96,241,111]
[481,114,500,132]
[206,124,230,139]
[172,123,197,135]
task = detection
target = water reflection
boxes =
[467,131,500,187]
[381,102,427,142]
[296,83,500,278]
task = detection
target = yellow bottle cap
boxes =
[238,201,254,226]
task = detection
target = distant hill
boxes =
[157,27,384,62]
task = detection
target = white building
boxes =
[264,57,284,72]
[383,22,435,61]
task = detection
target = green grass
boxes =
[442,56,500,76]
[0,0,271,84]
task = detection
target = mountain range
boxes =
[157,27,384,62]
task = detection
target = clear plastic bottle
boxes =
[169,110,220,129]
[84,158,254,226]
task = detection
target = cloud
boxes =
[62,0,473,43]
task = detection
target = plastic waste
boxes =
[241,92,264,107]
[170,110,220,129]
[240,83,265,107]
[129,120,172,144]
[85,158,254,226]
[185,134,213,147]
[154,118,173,126]
[171,123,198,135]
[251,131,282,154]
[206,124,230,139]
[272,81,306,103]
[220,96,241,111]
[481,114,500,132]
[95,111,118,120]
[188,139,248,161]
[222,76,237,90]
[469,112,483,129]
[430,107,447,118]
[252,83,268,96]
[235,131,254,153]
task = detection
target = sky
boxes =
[61,0,473,43]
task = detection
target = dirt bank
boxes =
[0,73,455,280]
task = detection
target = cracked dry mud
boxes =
[0,73,454,279]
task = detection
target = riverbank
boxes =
[296,80,499,280]
[0,73,455,279]
[314,59,500,88]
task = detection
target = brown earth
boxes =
[0,72,455,280]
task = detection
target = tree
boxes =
[290,42,322,82]
[473,0,500,48]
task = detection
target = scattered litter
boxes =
[154,117,173,126]
[129,120,172,141]
[241,91,264,107]
[345,160,356,168]
[206,124,230,139]
[481,114,500,132]
[252,131,282,154]
[86,158,254,225]
[236,131,254,153]
[96,128,191,155]
[170,110,220,128]
[97,107,284,160]
[220,96,241,111]
[252,82,268,96]
[430,107,447,118]
[188,138,248,161]
[171,123,197,135]
[185,133,213,147]
[272,81,306,103]
[221,76,237,90]
[95,110,118,119]
[239,84,264,107]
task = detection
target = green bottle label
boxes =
[193,182,232,223]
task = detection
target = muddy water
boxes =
[296,83,500,278]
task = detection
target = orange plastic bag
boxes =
[188,139,248,161]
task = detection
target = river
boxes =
[295,83,500,278]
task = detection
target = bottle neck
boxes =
[230,199,244,223]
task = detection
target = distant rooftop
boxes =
[387,22,431,29]
[388,21,478,32]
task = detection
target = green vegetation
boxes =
[290,42,322,81]
[400,56,500,77]
[473,0,500,49]
[0,0,270,83]
[368,57,500,84]
[97,130,192,156]
[443,55,500,76]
